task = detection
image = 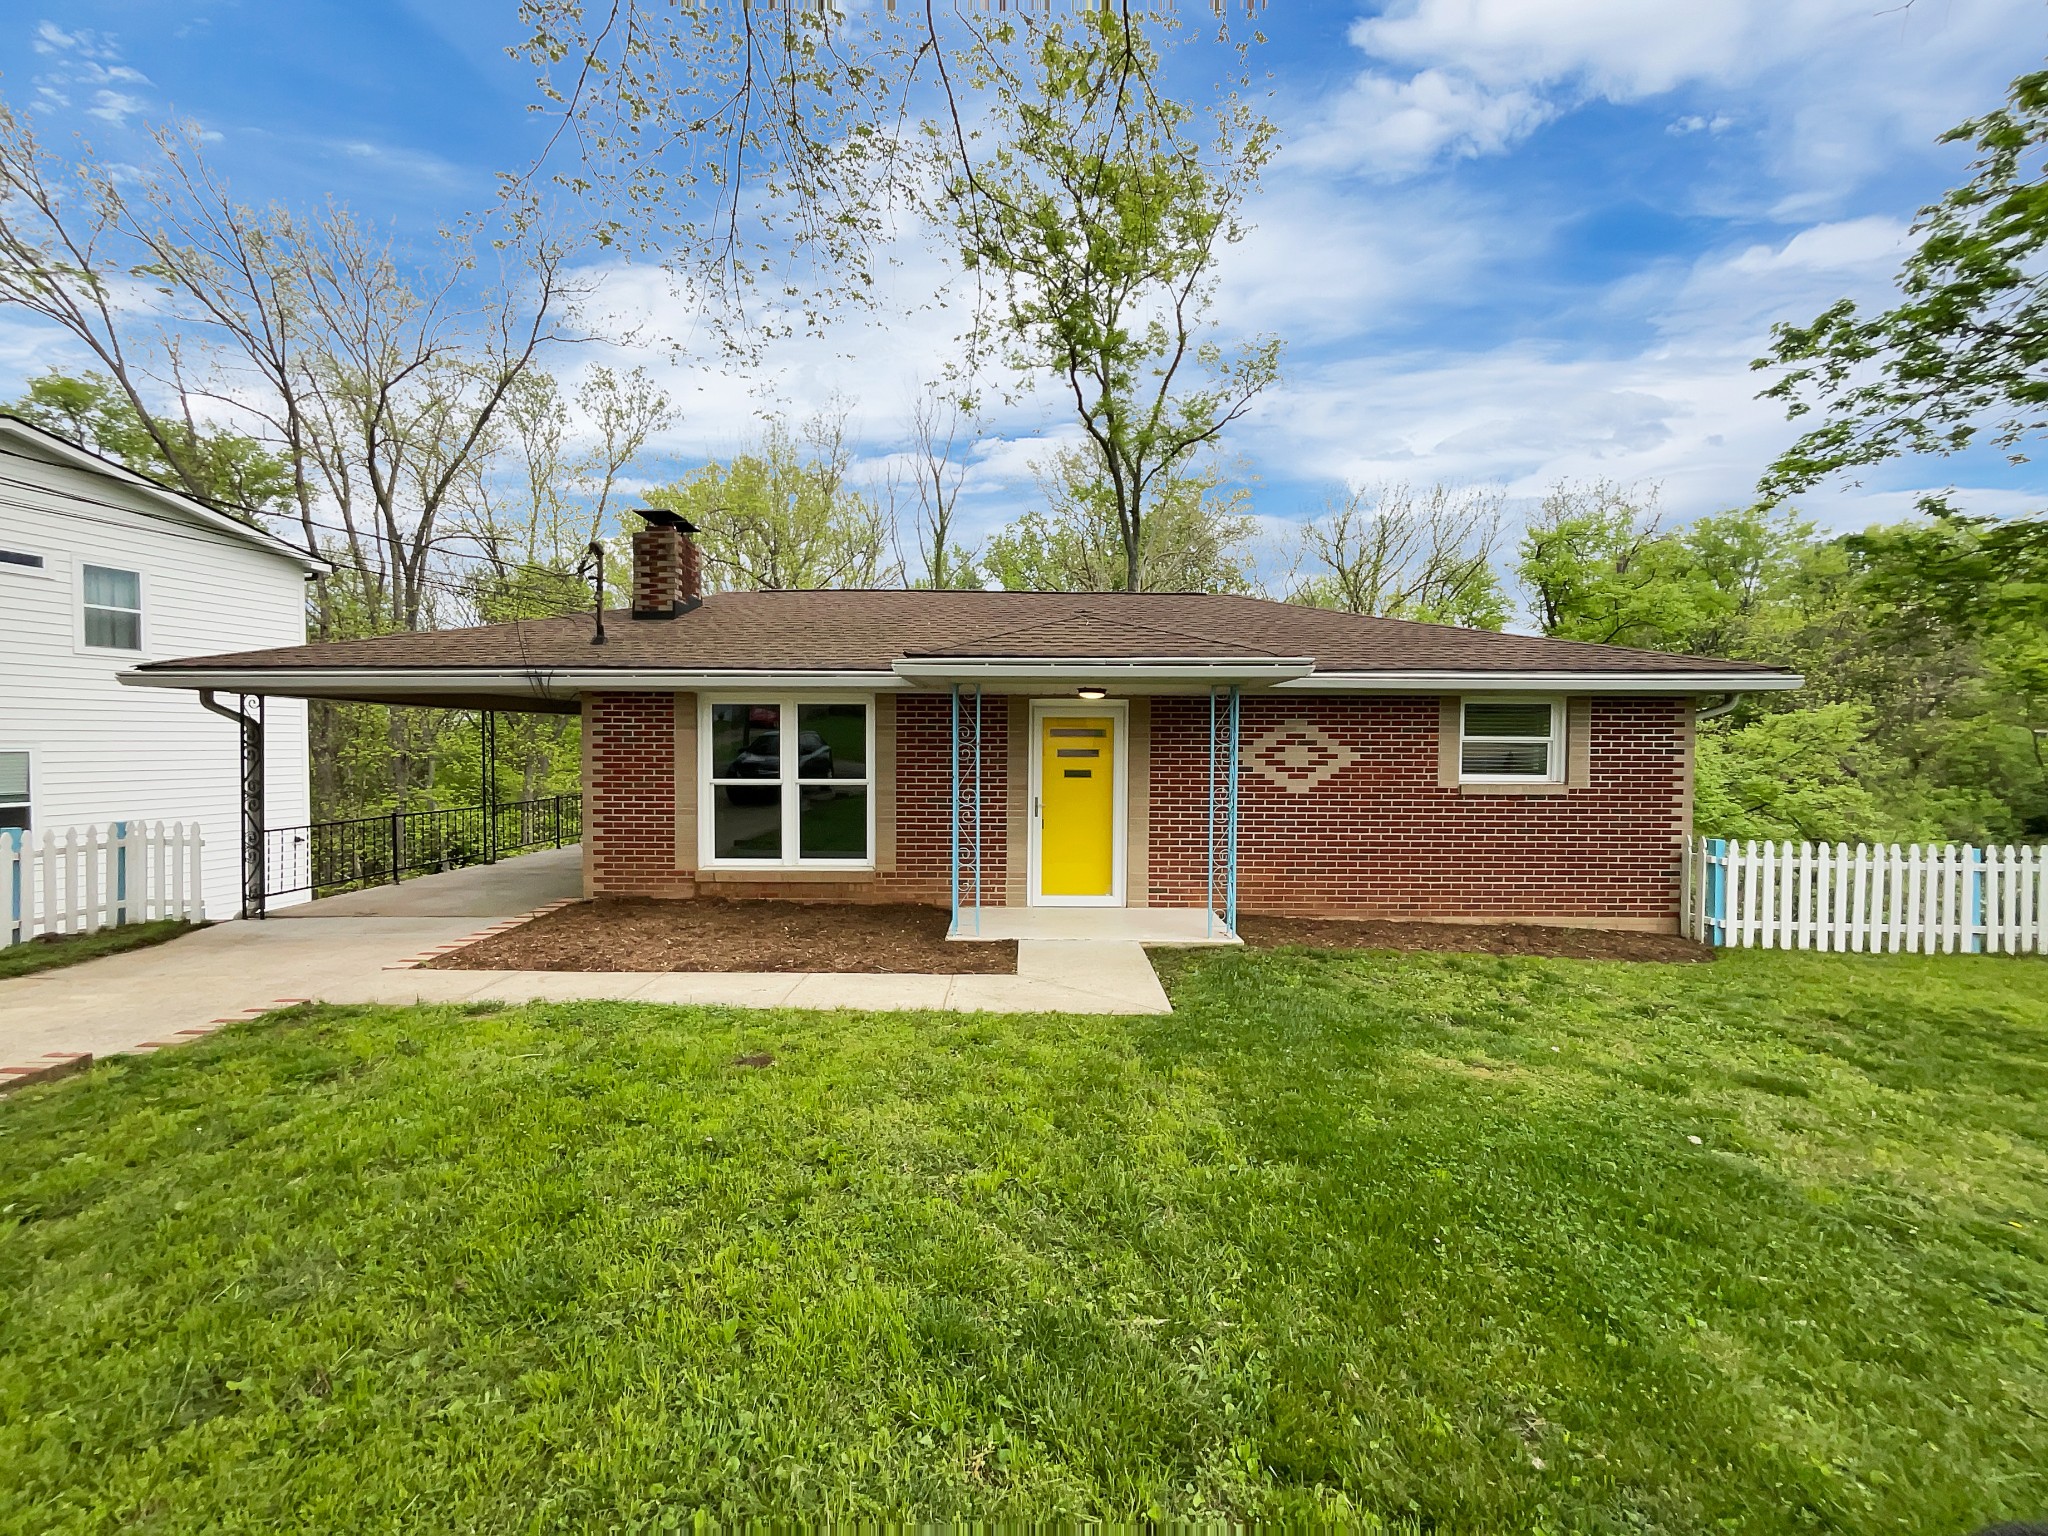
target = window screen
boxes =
[1460,699,1560,780]
[82,565,142,650]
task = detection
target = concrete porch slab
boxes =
[268,845,585,919]
[950,907,1241,945]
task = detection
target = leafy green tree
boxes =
[1755,58,2048,677]
[7,370,294,520]
[1516,482,1721,649]
[1758,63,2048,500]
[981,443,1257,593]
[1516,483,2047,841]
[1693,704,1896,844]
[950,7,1281,593]
[647,416,893,591]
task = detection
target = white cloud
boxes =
[1350,0,1781,97]
[28,19,158,128]
[329,140,466,185]
[1237,215,1981,529]
[1214,179,1497,343]
[33,22,119,59]
[1290,67,1554,178]
[1307,0,2040,196]
[86,90,149,125]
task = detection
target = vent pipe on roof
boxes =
[630,508,702,619]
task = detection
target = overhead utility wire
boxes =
[0,466,603,584]
[8,496,600,622]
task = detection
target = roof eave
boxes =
[0,416,330,575]
[892,656,1317,686]
[121,665,908,707]
[1273,670,1803,694]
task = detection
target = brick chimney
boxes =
[630,509,702,618]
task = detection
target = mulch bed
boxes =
[1232,914,1712,963]
[425,898,1017,974]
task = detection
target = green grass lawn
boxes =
[0,920,197,981]
[2,946,2044,1531]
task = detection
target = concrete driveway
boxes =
[1,842,1173,1087]
[1,847,585,1074]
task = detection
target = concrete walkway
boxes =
[2,847,1172,1086]
[952,906,1241,944]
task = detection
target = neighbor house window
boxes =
[1459,697,1563,782]
[82,565,142,650]
[0,548,45,571]
[0,752,29,833]
[703,698,872,866]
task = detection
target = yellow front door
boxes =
[1038,714,1117,900]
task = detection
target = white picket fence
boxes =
[4,821,206,948]
[1682,837,2047,953]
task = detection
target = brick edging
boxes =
[385,899,581,970]
[1,993,319,1093]
[0,1051,93,1093]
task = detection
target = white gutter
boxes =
[1272,670,1803,694]
[124,662,1803,700]
[892,656,1317,685]
[122,666,909,699]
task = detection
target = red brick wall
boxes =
[1147,695,1690,925]
[583,691,690,897]
[581,690,1004,906]
[878,692,1008,905]
[581,690,1690,924]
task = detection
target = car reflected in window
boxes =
[722,730,832,804]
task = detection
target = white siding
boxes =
[0,441,314,918]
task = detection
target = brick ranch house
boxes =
[126,512,1800,932]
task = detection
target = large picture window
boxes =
[82,564,142,650]
[703,698,872,867]
[1459,697,1563,782]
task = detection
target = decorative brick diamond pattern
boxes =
[1242,719,1358,794]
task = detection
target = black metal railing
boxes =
[263,794,581,899]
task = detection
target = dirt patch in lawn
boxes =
[1232,914,1711,964]
[424,898,1016,974]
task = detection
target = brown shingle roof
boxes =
[136,589,1793,678]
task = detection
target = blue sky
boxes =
[3,0,2044,564]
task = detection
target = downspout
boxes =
[1695,693,1743,722]
[198,689,265,920]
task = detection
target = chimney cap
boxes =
[634,507,699,533]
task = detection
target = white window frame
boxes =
[697,693,877,870]
[1458,695,1565,784]
[0,747,32,835]
[79,562,145,653]
[0,546,50,579]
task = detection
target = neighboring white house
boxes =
[0,415,324,919]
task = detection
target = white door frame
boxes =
[1027,698,1128,908]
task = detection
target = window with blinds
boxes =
[0,751,29,833]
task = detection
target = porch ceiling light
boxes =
[1076,686,1108,700]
